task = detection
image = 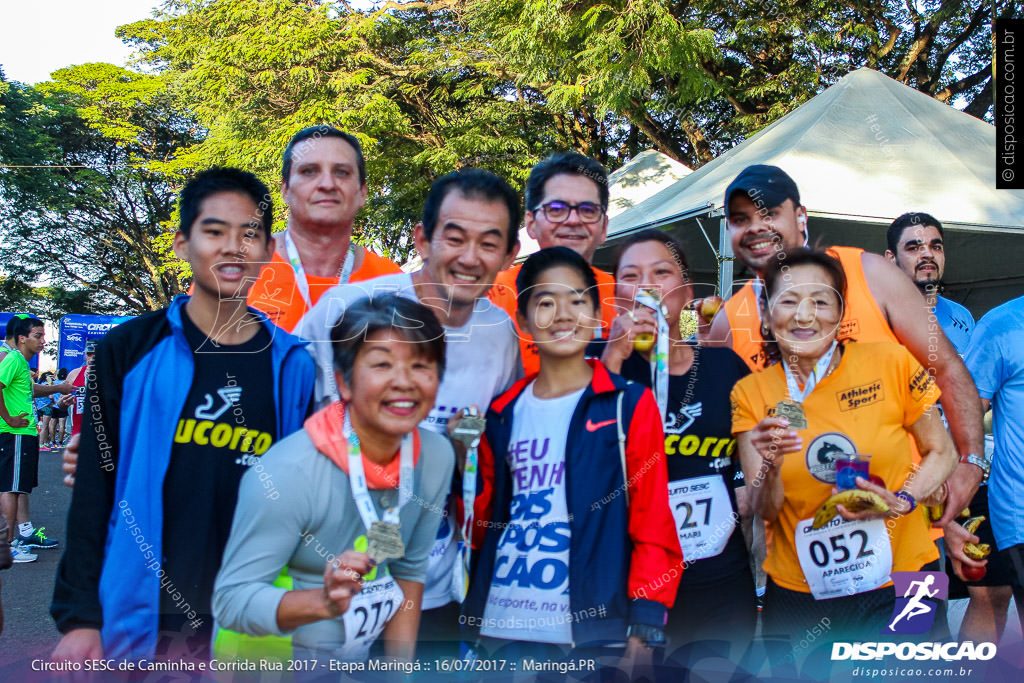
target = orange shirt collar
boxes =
[304,401,420,489]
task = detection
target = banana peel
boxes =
[961,515,991,560]
[964,543,991,561]
[812,490,890,530]
[963,515,985,535]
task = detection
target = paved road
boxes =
[1,444,70,676]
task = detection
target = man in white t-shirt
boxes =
[295,168,524,655]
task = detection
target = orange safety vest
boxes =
[725,246,896,372]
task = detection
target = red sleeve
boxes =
[625,388,683,608]
[470,433,497,551]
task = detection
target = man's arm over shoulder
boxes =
[861,252,985,525]
[701,307,734,347]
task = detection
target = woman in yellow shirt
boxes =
[731,248,957,650]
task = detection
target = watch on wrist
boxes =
[963,453,991,482]
[894,490,917,515]
[627,623,666,648]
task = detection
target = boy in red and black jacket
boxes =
[461,247,682,662]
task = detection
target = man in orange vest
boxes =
[246,126,401,331]
[705,164,985,566]
[488,153,618,375]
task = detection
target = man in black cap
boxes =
[706,164,985,570]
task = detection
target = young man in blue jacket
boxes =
[50,167,316,662]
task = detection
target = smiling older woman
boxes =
[213,294,454,665]
[730,248,957,651]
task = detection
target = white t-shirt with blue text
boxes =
[480,383,583,644]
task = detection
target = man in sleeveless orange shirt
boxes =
[488,153,617,375]
[705,164,985,564]
[246,126,401,331]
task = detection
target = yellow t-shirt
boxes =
[730,342,940,593]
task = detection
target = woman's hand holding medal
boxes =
[322,549,373,618]
[749,416,803,475]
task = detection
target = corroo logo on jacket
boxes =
[884,571,948,635]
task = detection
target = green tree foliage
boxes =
[466,0,1005,167]
[120,0,582,263]
[2,1,1003,314]
[0,64,199,314]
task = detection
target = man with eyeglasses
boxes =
[489,152,617,374]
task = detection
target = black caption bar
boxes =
[997,19,1024,189]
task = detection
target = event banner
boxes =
[0,311,40,370]
[57,314,134,372]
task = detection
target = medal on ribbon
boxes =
[635,289,670,420]
[367,520,406,564]
[779,340,838,432]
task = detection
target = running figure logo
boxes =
[195,386,243,420]
[884,571,948,635]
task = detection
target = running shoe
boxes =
[19,526,59,549]
[11,540,38,563]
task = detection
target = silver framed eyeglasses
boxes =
[534,200,605,224]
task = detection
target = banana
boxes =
[963,516,986,535]
[961,516,991,561]
[924,501,945,523]
[812,490,890,530]
[964,543,991,561]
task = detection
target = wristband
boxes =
[627,623,666,648]
[894,490,917,515]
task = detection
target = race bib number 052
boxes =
[795,516,892,600]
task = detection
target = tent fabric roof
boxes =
[606,149,691,218]
[610,68,1022,235]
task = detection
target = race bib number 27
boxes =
[667,475,736,562]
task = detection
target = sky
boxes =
[1,1,161,85]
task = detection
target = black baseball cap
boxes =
[724,165,801,216]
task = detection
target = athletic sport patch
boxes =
[837,380,884,411]
[909,367,937,402]
[805,432,857,484]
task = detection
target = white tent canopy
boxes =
[607,149,691,218]
[599,68,1024,317]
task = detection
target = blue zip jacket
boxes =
[462,360,682,645]
[51,296,315,660]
